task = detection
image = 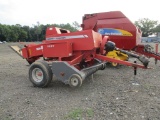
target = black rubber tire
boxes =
[69,74,83,88]
[29,61,52,87]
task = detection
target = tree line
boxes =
[0,18,160,42]
[135,18,160,37]
[0,21,80,42]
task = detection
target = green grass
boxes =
[86,108,94,117]
[64,108,94,120]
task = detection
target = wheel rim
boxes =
[70,77,79,87]
[112,62,118,67]
[32,68,43,82]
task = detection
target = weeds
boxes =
[64,108,94,120]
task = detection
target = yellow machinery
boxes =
[106,50,128,66]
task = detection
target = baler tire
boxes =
[29,61,52,87]
[69,74,83,88]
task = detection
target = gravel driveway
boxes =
[0,43,160,120]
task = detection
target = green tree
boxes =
[22,25,32,42]
[0,24,5,41]
[153,24,160,32]
[135,18,158,37]
[13,24,22,41]
[72,21,81,31]
[53,23,79,32]
[33,22,42,41]
[1,25,11,41]
[9,29,18,42]
[19,30,27,41]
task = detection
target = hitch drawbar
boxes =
[29,61,106,88]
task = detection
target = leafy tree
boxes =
[22,26,31,41]
[33,22,42,41]
[1,25,11,41]
[135,18,158,37]
[0,24,5,41]
[53,23,79,32]
[153,24,160,32]
[19,30,27,41]
[72,21,81,31]
[39,24,50,40]
[9,30,18,42]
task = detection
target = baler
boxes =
[81,11,160,65]
[13,27,149,88]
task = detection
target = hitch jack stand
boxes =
[132,60,139,85]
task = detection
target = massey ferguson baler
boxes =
[15,27,149,88]
[81,11,160,64]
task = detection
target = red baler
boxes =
[19,27,149,88]
[81,11,160,62]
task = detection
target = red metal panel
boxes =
[22,44,43,59]
[46,27,70,38]
[97,11,126,19]
[43,42,73,58]
[44,30,102,51]
[27,44,43,58]
[82,11,142,50]
[21,48,28,58]
[95,18,137,49]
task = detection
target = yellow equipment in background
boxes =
[106,50,128,66]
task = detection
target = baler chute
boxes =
[11,27,149,88]
[10,45,23,58]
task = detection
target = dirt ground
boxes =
[0,43,160,120]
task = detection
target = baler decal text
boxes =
[98,28,133,36]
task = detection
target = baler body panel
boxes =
[22,44,43,59]
[82,11,142,50]
[43,42,73,58]
[22,29,102,60]
[44,29,102,51]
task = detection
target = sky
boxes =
[0,0,160,26]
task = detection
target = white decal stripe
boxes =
[46,35,88,40]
